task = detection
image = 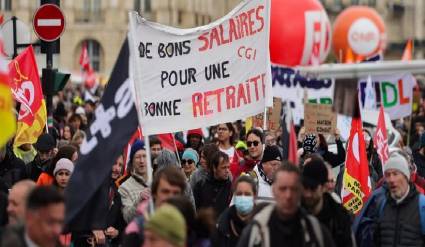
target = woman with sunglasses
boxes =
[181,148,199,181]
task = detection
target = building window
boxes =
[81,40,102,72]
[0,0,11,11]
[76,0,102,23]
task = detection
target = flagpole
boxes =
[145,133,153,185]
[171,133,181,165]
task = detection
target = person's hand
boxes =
[92,230,106,245]
[105,226,119,239]
[334,128,341,140]
[140,188,151,201]
[298,127,306,142]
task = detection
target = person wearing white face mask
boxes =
[213,175,257,247]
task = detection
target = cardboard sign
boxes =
[128,0,272,135]
[252,97,282,131]
[304,103,337,135]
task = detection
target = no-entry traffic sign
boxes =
[33,4,65,42]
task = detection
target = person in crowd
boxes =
[265,131,278,147]
[72,155,126,247]
[68,113,82,131]
[119,139,150,223]
[181,148,199,180]
[52,158,74,193]
[149,136,163,171]
[214,175,257,247]
[155,149,195,206]
[414,133,425,178]
[13,143,37,165]
[0,145,26,189]
[26,133,56,182]
[237,163,335,247]
[324,162,341,203]
[300,131,345,168]
[230,128,264,179]
[363,129,383,186]
[37,144,78,186]
[84,100,96,124]
[249,145,282,202]
[302,159,354,247]
[411,122,425,150]
[143,204,187,247]
[0,186,65,247]
[190,143,219,190]
[123,166,187,247]
[7,180,36,226]
[217,123,240,174]
[193,151,232,218]
[354,150,425,247]
[71,129,85,148]
[186,128,204,155]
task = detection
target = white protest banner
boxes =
[128,0,272,135]
[358,73,415,120]
[272,65,335,125]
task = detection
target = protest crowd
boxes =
[0,78,423,247]
[2,0,425,247]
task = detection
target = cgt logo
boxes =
[301,10,331,65]
[10,61,37,121]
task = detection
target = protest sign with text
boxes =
[272,65,334,125]
[128,0,272,135]
[358,73,415,120]
[250,97,282,131]
[304,103,337,135]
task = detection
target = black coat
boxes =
[374,184,425,247]
[193,174,232,218]
[414,151,425,179]
[321,139,346,168]
[214,206,249,247]
[25,155,51,182]
[0,147,26,188]
[315,192,354,247]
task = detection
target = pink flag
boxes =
[373,106,389,166]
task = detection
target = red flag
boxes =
[8,46,47,146]
[79,42,91,70]
[402,39,413,61]
[342,114,371,214]
[373,106,389,166]
[281,103,298,165]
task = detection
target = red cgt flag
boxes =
[8,46,47,146]
[342,114,371,214]
[79,42,91,71]
[373,106,389,166]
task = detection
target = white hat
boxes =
[54,158,74,176]
[384,152,410,181]
[75,106,85,115]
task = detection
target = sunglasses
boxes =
[247,141,260,147]
[181,159,194,165]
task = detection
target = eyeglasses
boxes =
[247,141,260,147]
[181,159,194,165]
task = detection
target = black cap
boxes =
[34,133,56,152]
[261,145,282,163]
[302,159,328,189]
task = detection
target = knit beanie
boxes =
[129,139,145,164]
[302,159,328,189]
[157,149,179,171]
[182,148,199,164]
[303,134,317,154]
[53,158,74,175]
[145,204,186,247]
[261,145,282,163]
[384,152,410,181]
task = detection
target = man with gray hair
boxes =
[354,150,425,247]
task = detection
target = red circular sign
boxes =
[33,4,65,42]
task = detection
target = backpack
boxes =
[353,187,425,247]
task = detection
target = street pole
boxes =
[12,16,18,58]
